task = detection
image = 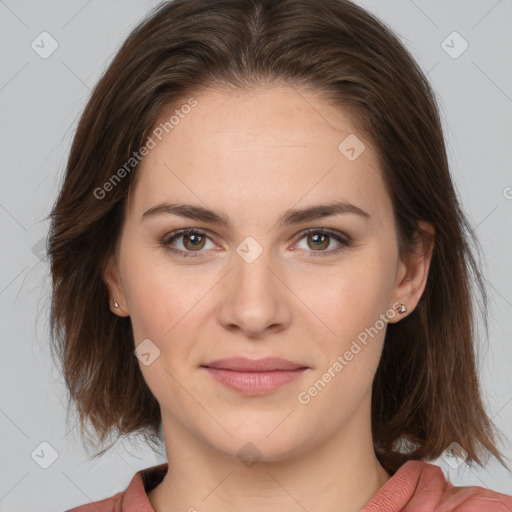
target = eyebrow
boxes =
[141,200,370,228]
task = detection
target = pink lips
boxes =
[201,357,308,395]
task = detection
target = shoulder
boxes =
[64,489,124,512]
[64,463,167,512]
[363,459,512,512]
[412,460,512,512]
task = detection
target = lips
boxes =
[201,357,308,372]
[200,357,309,395]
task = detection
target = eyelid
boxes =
[293,228,351,259]
[295,227,351,245]
[161,228,219,254]
[161,227,351,258]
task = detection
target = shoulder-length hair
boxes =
[47,0,508,474]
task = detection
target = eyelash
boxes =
[161,228,351,259]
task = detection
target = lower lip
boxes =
[202,367,307,395]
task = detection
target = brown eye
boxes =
[162,229,215,258]
[295,229,350,258]
[306,232,330,251]
[181,233,206,251]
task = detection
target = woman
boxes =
[48,0,512,510]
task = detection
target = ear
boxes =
[103,254,130,317]
[388,220,435,323]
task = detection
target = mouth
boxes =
[202,356,308,372]
[200,357,309,395]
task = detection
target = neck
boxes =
[148,401,390,512]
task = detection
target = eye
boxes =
[162,228,216,258]
[294,228,350,258]
[161,228,351,259]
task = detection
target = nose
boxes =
[215,245,292,338]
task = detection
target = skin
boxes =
[104,85,434,512]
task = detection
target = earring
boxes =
[113,300,119,309]
[394,303,407,314]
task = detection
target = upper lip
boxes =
[202,357,308,372]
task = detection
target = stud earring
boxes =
[113,300,119,309]
[394,303,407,314]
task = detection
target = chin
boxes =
[203,422,312,464]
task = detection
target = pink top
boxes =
[66,460,512,512]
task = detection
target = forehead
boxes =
[152,85,365,157]
[128,86,389,224]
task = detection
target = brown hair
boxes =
[47,0,509,474]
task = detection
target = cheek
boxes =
[122,247,216,378]
[123,255,205,410]
[303,255,394,335]
[298,249,396,382]
[120,245,181,342]
[300,283,389,420]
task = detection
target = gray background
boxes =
[0,0,511,510]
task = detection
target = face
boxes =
[105,85,431,461]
